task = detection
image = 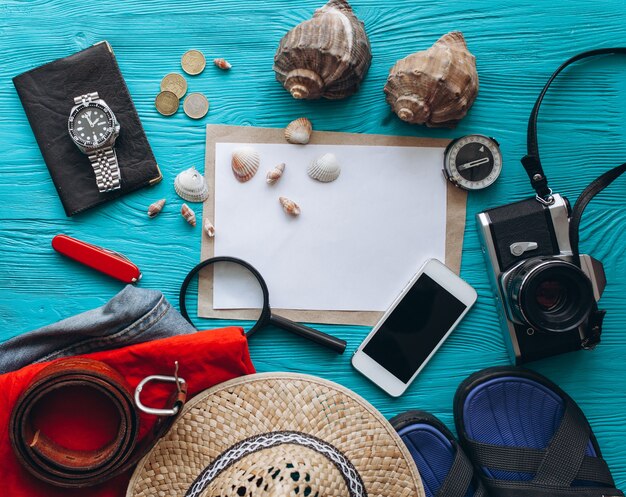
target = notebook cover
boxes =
[13,41,162,216]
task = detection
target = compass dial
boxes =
[444,135,502,190]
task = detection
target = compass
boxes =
[443,135,502,190]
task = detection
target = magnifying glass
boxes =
[179,256,347,354]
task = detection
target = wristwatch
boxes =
[68,92,122,192]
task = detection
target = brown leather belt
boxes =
[9,357,186,488]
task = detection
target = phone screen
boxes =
[362,273,467,383]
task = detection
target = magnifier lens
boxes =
[206,260,265,332]
[181,256,346,353]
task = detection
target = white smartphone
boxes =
[351,258,477,397]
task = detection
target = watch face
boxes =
[68,103,115,148]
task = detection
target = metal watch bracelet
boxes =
[88,147,121,192]
[73,91,100,106]
[74,92,121,193]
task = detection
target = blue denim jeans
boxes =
[0,285,196,374]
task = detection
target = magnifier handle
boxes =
[269,314,347,354]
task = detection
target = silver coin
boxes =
[183,92,209,119]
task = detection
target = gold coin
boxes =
[183,92,209,119]
[160,73,187,99]
[155,90,180,116]
[181,49,206,76]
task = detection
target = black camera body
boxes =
[477,194,606,364]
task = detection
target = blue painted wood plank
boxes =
[1,0,626,488]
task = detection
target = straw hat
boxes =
[127,373,424,497]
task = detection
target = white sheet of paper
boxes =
[213,142,447,312]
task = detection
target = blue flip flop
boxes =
[454,367,624,497]
[390,410,487,497]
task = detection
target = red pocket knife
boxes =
[52,234,142,283]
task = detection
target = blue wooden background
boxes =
[1,0,625,488]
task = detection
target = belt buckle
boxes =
[134,361,186,416]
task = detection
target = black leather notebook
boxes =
[13,41,162,216]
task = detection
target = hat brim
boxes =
[127,372,424,497]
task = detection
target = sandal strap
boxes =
[534,401,590,486]
[465,402,615,488]
[436,446,486,497]
[482,480,624,497]
[467,440,614,485]
[474,482,487,497]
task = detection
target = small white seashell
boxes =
[266,162,286,185]
[214,58,232,70]
[279,196,301,216]
[284,117,312,144]
[231,146,260,182]
[147,198,166,218]
[181,203,196,227]
[307,153,341,182]
[174,167,209,203]
[204,219,216,237]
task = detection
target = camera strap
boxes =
[522,47,626,203]
[571,161,626,349]
[522,48,626,349]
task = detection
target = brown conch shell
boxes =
[147,199,166,218]
[273,0,372,100]
[384,32,479,128]
[181,203,196,227]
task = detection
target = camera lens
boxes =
[506,258,594,333]
[535,279,568,311]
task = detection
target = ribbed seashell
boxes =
[214,58,232,70]
[181,203,196,227]
[273,0,372,100]
[231,146,260,182]
[284,117,313,144]
[204,220,216,237]
[384,32,479,128]
[307,153,341,182]
[174,167,209,203]
[279,196,301,216]
[147,199,166,218]
[266,163,286,185]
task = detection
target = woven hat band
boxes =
[186,432,365,497]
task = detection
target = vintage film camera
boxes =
[477,47,626,364]
[477,195,605,363]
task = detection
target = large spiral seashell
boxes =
[273,0,372,100]
[384,32,479,128]
[174,167,209,203]
[307,153,341,183]
[231,146,260,182]
[284,118,313,144]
